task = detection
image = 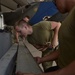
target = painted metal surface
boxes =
[0,32,12,58]
[16,41,43,74]
[0,43,18,75]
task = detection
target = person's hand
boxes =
[16,71,35,75]
[34,57,42,64]
[38,47,47,51]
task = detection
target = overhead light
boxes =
[0,14,5,30]
[40,0,44,1]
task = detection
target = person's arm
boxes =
[50,22,61,49]
[38,60,75,75]
[16,60,75,75]
[15,31,19,43]
[35,50,59,64]
[39,50,59,63]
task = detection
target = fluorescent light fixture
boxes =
[0,14,5,30]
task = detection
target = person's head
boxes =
[23,15,30,22]
[15,20,33,38]
[55,0,75,13]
